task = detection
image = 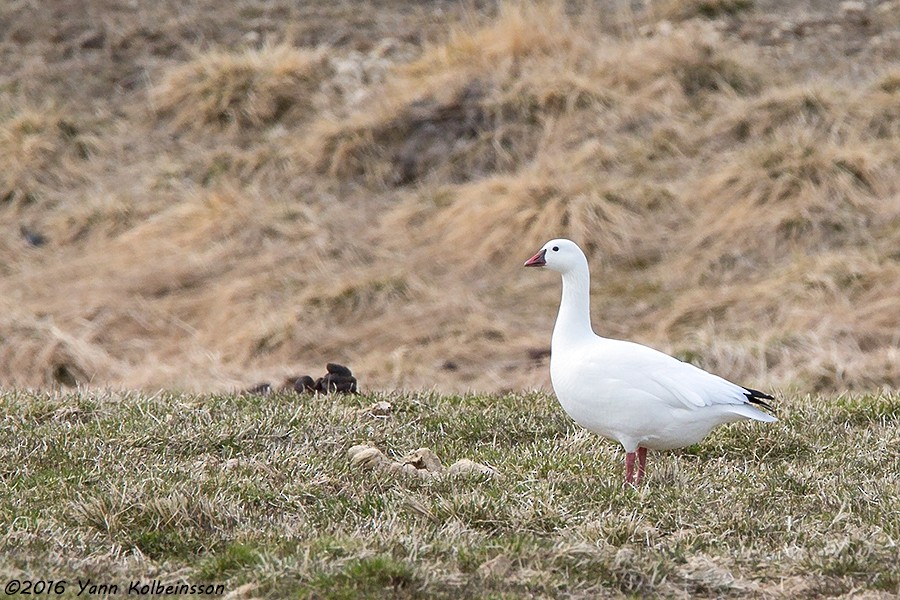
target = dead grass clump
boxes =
[314,7,763,187]
[676,127,896,283]
[70,484,242,552]
[0,107,95,206]
[877,70,900,94]
[313,2,608,186]
[591,22,763,99]
[671,78,898,296]
[859,84,900,140]
[713,80,898,146]
[302,274,413,318]
[245,267,426,367]
[803,347,900,393]
[314,70,603,187]
[675,49,762,97]
[383,167,679,274]
[712,87,837,144]
[187,144,291,187]
[657,250,900,390]
[0,310,120,388]
[657,0,755,21]
[153,44,328,131]
[317,80,521,186]
[408,1,581,77]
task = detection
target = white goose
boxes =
[525,239,777,486]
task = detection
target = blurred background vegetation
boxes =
[1,0,897,393]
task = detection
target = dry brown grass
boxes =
[0,105,96,206]
[0,0,897,394]
[152,44,329,131]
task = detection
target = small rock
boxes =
[401,463,433,478]
[779,20,795,31]
[448,459,502,479]
[677,555,743,590]
[403,448,443,472]
[348,445,500,482]
[221,582,257,599]
[347,444,372,458]
[348,445,387,470]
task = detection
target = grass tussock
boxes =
[1,389,898,597]
[153,44,329,131]
[314,3,592,185]
[313,7,763,187]
[0,311,121,388]
[0,106,96,206]
[657,0,756,21]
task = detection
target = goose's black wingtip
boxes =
[743,386,775,411]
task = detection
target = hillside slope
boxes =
[0,0,898,392]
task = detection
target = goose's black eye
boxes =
[552,246,559,252]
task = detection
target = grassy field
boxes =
[1,389,897,598]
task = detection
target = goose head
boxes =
[524,239,587,274]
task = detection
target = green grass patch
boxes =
[0,390,897,598]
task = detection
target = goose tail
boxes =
[743,387,775,411]
[736,387,778,422]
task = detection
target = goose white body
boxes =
[525,238,776,484]
[550,336,773,452]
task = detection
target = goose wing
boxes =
[578,338,776,418]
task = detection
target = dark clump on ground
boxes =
[242,362,358,396]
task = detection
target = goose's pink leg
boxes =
[636,447,648,485]
[624,451,636,486]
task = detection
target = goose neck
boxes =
[553,267,594,344]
